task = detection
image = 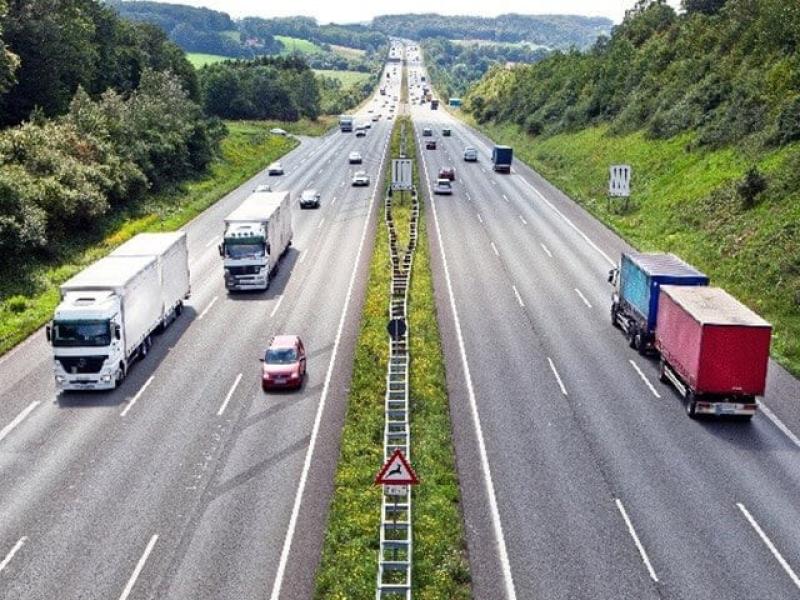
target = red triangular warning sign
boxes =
[374,449,420,485]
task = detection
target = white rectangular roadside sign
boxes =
[609,164,632,197]
[392,159,413,191]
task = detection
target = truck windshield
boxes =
[52,320,111,347]
[225,240,265,259]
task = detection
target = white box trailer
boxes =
[49,255,163,391]
[111,231,191,328]
[221,191,293,291]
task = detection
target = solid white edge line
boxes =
[628,360,661,399]
[118,534,159,600]
[738,502,800,590]
[120,375,154,417]
[270,295,284,318]
[574,288,593,309]
[540,243,553,258]
[757,402,800,449]
[422,133,518,600]
[615,499,659,583]
[0,536,27,573]
[0,401,40,444]
[217,373,243,417]
[197,295,218,320]
[518,215,528,226]
[268,133,390,600]
[517,176,616,267]
[547,357,568,396]
[512,285,525,308]
[491,242,499,257]
[204,236,220,248]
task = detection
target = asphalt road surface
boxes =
[407,47,800,600]
[0,62,401,600]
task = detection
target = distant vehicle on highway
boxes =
[270,128,288,136]
[267,162,284,175]
[442,128,451,136]
[299,189,321,209]
[433,178,452,195]
[425,140,437,150]
[356,127,367,138]
[492,145,513,173]
[463,147,478,162]
[352,170,370,186]
[339,115,354,132]
[372,114,380,122]
[254,184,272,192]
[348,151,363,164]
[260,335,306,391]
[422,128,432,136]
[438,167,455,181]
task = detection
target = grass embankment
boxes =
[465,116,800,374]
[186,53,231,68]
[0,121,298,356]
[314,69,372,87]
[314,116,470,598]
[237,116,337,137]
[276,35,325,55]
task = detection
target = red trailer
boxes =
[655,285,772,419]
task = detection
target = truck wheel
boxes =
[114,363,126,388]
[685,393,698,419]
[628,327,637,349]
[634,333,647,356]
[176,301,183,316]
[611,304,620,329]
[140,336,151,359]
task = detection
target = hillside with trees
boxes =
[372,14,612,50]
[462,0,800,370]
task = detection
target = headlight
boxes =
[101,374,112,382]
[55,375,65,383]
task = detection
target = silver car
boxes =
[300,189,321,209]
[352,171,370,186]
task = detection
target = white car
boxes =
[299,189,321,209]
[254,184,272,192]
[352,171,370,186]
[348,151,363,165]
[270,128,288,136]
[433,178,453,195]
[463,147,478,162]
[268,162,284,175]
[372,114,380,122]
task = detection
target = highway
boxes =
[407,47,800,600]
[0,62,400,599]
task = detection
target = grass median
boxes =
[0,120,300,356]
[314,115,470,598]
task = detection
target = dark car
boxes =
[261,335,306,391]
[442,128,451,136]
[426,140,437,150]
[438,167,455,181]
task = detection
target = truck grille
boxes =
[228,265,261,276]
[57,355,108,374]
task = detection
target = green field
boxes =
[186,53,231,68]
[465,115,800,374]
[276,35,325,55]
[451,38,548,50]
[314,69,371,87]
[0,122,301,356]
[331,44,366,59]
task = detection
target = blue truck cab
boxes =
[491,145,513,173]
[609,252,708,353]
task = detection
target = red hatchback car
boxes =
[438,167,455,181]
[261,335,307,390]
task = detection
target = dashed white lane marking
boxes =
[0,536,27,574]
[0,401,40,444]
[518,215,528,226]
[217,373,242,417]
[477,213,483,224]
[491,242,499,256]
[331,196,337,205]
[548,358,568,396]
[540,243,553,258]
[198,296,218,320]
[512,285,525,308]
[574,288,593,309]
[118,534,159,600]
[502,194,509,203]
[629,360,661,399]
[120,375,154,417]
[270,295,284,318]
[738,502,800,590]
[616,499,659,583]
[204,236,220,248]
[298,250,308,265]
[317,217,326,230]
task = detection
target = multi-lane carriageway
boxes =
[407,46,800,600]
[0,60,401,600]
[2,40,800,600]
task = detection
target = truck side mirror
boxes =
[114,324,121,340]
[218,243,224,257]
[266,243,271,255]
[607,268,617,284]
[46,323,52,342]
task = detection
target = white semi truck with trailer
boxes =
[219,190,293,291]
[47,232,190,391]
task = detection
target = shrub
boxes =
[737,167,768,209]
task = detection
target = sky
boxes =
[150,0,684,25]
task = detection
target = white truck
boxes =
[220,190,292,291]
[47,232,190,391]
